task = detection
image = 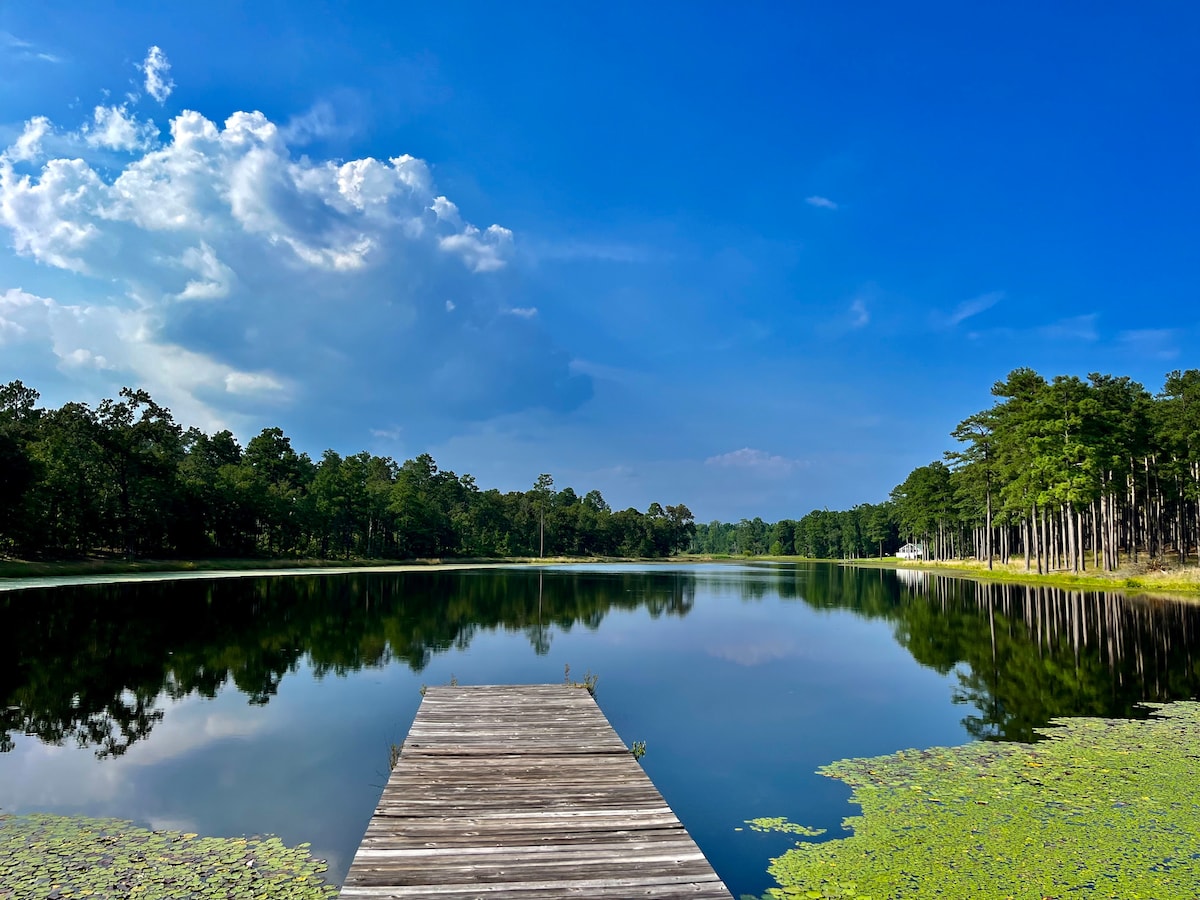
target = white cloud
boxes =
[849,298,869,328]
[223,371,284,395]
[0,287,50,342]
[429,195,462,227]
[0,287,285,431]
[5,116,52,163]
[3,116,55,164]
[705,447,804,476]
[62,347,113,370]
[82,104,158,152]
[439,223,514,272]
[174,241,234,300]
[806,195,838,210]
[141,46,174,103]
[0,78,587,434]
[947,290,1003,326]
[0,155,106,271]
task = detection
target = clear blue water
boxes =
[2,562,1197,897]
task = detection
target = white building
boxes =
[895,542,925,560]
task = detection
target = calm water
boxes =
[2,562,1198,897]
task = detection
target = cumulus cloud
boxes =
[141,46,174,103]
[439,223,514,273]
[806,195,838,210]
[0,70,589,436]
[705,447,803,476]
[173,242,234,300]
[0,287,284,431]
[82,104,158,152]
[5,116,52,163]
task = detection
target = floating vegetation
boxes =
[745,817,825,837]
[0,814,338,900]
[757,701,1200,899]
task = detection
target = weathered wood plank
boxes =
[338,685,732,899]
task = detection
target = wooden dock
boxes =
[339,684,733,899]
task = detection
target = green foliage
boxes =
[0,814,337,899]
[760,702,1200,899]
[629,739,647,761]
[0,381,695,561]
[692,506,898,560]
[695,366,1200,570]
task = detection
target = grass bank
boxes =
[844,555,1200,596]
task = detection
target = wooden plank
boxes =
[339,685,732,900]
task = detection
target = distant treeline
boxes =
[691,506,896,559]
[0,382,695,560]
[693,368,1200,572]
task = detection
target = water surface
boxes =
[2,563,1197,897]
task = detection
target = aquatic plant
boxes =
[757,701,1200,899]
[629,739,647,761]
[0,814,338,899]
[745,817,825,837]
[563,663,599,695]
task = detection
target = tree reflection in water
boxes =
[2,563,1197,757]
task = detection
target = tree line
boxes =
[0,382,695,560]
[691,505,898,560]
[693,368,1200,573]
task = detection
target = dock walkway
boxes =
[339,684,732,899]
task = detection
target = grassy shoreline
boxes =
[841,554,1200,596]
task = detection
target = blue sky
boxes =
[1,2,1197,521]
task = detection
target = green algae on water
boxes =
[0,814,339,900]
[745,817,826,837]
[757,701,1200,900]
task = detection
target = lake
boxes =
[2,562,1198,898]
